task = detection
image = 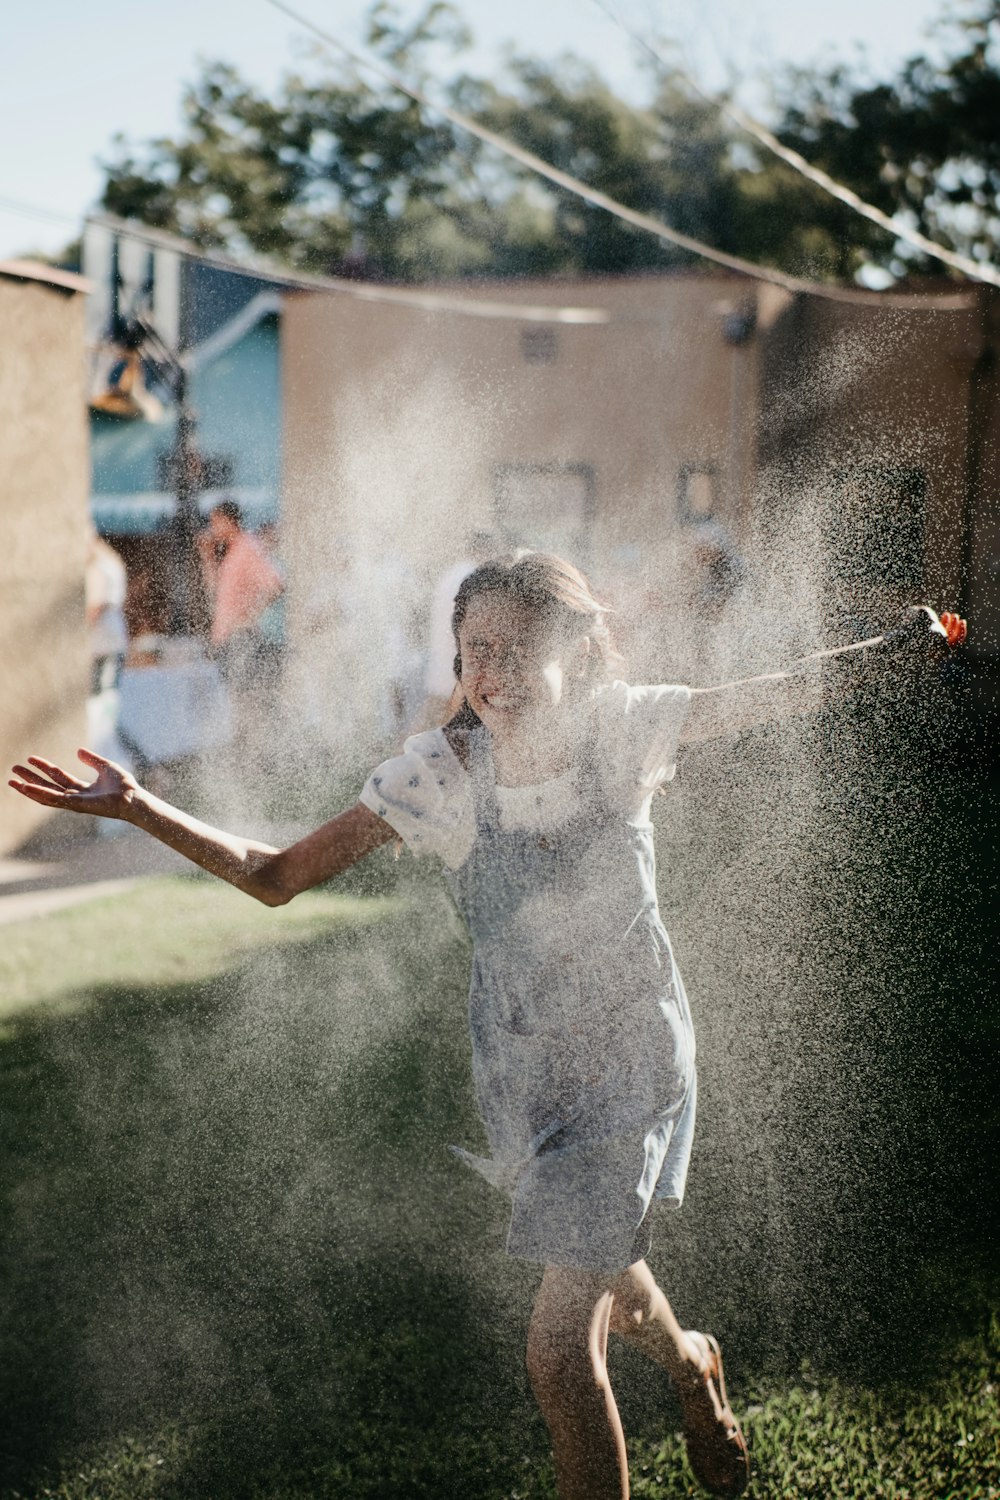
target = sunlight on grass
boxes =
[0,876,397,1025]
[629,1320,1000,1498]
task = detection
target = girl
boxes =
[9,552,965,1500]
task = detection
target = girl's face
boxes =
[457,593,589,737]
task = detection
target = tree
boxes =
[97,0,1000,286]
[771,1,1000,280]
[100,5,475,277]
[97,1,806,283]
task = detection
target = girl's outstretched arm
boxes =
[680,606,967,744]
[7,749,395,905]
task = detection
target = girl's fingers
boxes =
[25,756,87,791]
[77,746,110,769]
[8,779,69,808]
[939,612,968,647]
[12,763,58,790]
[16,763,87,795]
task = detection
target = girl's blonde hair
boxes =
[446,551,622,734]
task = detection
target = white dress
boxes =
[361,681,696,1271]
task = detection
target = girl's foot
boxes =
[676,1331,750,1497]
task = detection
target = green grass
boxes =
[630,1328,1000,1498]
[0,875,395,1024]
[1,843,997,1500]
[7,1326,1000,1499]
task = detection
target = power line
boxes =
[590,0,1000,291]
[260,0,813,296]
[260,0,978,306]
[89,213,612,326]
[0,193,81,228]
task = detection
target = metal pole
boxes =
[169,368,202,634]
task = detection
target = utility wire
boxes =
[261,0,970,306]
[0,193,81,228]
[590,0,1000,291]
[88,212,611,325]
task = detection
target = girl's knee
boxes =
[608,1262,658,1335]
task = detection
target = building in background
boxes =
[81,220,1000,763]
[756,283,1000,700]
[81,218,298,774]
[3,215,996,856]
[281,271,999,754]
[83,216,286,640]
[0,260,91,856]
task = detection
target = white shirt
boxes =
[86,541,128,658]
[361,681,691,868]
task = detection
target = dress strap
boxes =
[465,710,616,835]
[467,728,501,834]
[575,706,613,820]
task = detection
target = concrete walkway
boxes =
[0,827,190,927]
[0,820,308,927]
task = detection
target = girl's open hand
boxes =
[8,749,138,821]
[897,606,968,650]
[938,611,968,648]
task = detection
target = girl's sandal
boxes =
[676,1330,751,1497]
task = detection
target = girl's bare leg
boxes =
[609,1260,750,1498]
[526,1265,630,1500]
[606,1259,701,1378]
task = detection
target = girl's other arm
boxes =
[8,749,395,905]
[681,669,804,744]
[680,607,967,744]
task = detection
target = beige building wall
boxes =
[281,273,756,753]
[282,270,994,757]
[961,288,1000,711]
[756,289,984,635]
[0,271,90,855]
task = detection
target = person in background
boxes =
[86,525,129,696]
[417,529,500,728]
[690,523,748,617]
[254,520,287,690]
[85,527,133,811]
[196,500,284,693]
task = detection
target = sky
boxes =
[1,0,954,261]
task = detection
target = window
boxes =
[520,326,558,364]
[677,465,717,522]
[493,461,595,560]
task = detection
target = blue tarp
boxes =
[92,489,278,537]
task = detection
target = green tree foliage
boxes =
[97,0,1000,286]
[772,1,1000,279]
[97,1,804,282]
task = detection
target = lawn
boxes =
[1,707,997,1500]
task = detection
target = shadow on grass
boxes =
[1,691,997,1498]
[0,895,551,1499]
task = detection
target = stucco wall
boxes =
[757,290,982,635]
[281,273,755,753]
[281,272,992,758]
[0,277,89,855]
[963,289,1000,709]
